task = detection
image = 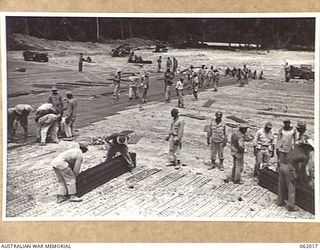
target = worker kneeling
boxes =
[105,133,135,169]
[50,142,88,203]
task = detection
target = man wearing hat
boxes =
[295,121,309,145]
[128,73,141,100]
[207,111,227,171]
[277,139,314,211]
[105,133,134,168]
[165,108,185,170]
[62,91,77,140]
[48,86,64,133]
[175,77,184,108]
[206,65,214,87]
[276,119,298,171]
[230,125,249,184]
[212,68,220,92]
[141,72,150,103]
[48,86,63,117]
[8,104,33,141]
[113,69,122,99]
[253,122,275,180]
[50,142,88,203]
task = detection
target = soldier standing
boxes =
[192,72,199,100]
[207,111,227,171]
[78,53,85,72]
[276,119,298,171]
[165,108,185,170]
[113,69,122,99]
[166,57,172,71]
[253,122,275,180]
[141,72,150,103]
[50,142,88,203]
[128,73,140,100]
[172,57,178,74]
[206,65,214,87]
[62,91,77,140]
[198,65,206,88]
[187,65,194,90]
[157,56,162,72]
[164,69,174,103]
[175,77,184,108]
[230,125,248,184]
[212,69,220,92]
[48,86,64,134]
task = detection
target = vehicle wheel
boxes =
[285,77,290,82]
[44,58,49,62]
[304,74,310,80]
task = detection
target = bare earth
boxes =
[5,35,315,220]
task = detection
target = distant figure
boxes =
[230,125,249,184]
[128,73,140,100]
[141,72,150,103]
[78,53,85,72]
[166,57,172,71]
[164,70,174,102]
[206,65,214,87]
[192,72,199,100]
[175,77,184,108]
[62,91,77,140]
[113,69,122,99]
[187,65,194,90]
[198,65,206,88]
[258,71,264,80]
[212,69,220,91]
[165,108,185,170]
[105,133,135,168]
[50,142,88,203]
[157,56,162,72]
[252,70,257,79]
[8,104,33,141]
[225,67,231,76]
[172,57,178,74]
[284,62,290,82]
[128,51,135,62]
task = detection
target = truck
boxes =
[286,64,314,82]
[23,51,49,62]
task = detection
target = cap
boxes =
[180,77,184,80]
[297,121,306,128]
[283,118,291,123]
[65,91,72,95]
[24,105,33,112]
[79,142,89,149]
[215,111,223,117]
[51,86,58,91]
[14,104,33,114]
[265,122,273,128]
[116,134,128,145]
[117,68,122,73]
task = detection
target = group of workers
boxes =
[9,56,314,212]
[8,87,77,144]
[166,108,314,212]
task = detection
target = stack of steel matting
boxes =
[76,152,136,197]
[202,99,215,107]
[258,168,314,214]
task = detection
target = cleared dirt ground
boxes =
[5,35,315,220]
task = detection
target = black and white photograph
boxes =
[3,14,318,220]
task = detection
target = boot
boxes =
[57,195,68,204]
[219,159,224,171]
[69,195,83,202]
[175,160,181,170]
[208,161,216,170]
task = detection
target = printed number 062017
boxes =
[300,244,318,248]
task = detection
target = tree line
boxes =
[6,17,315,50]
